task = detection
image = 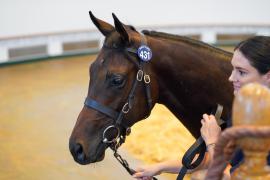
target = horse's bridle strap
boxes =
[84,33,155,179]
[84,98,119,120]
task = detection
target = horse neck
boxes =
[147,36,233,137]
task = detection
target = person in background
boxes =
[133,36,270,180]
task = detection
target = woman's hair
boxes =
[235,36,270,74]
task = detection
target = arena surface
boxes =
[0,55,208,180]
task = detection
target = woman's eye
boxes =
[239,70,247,76]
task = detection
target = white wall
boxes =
[1,0,270,38]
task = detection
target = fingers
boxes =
[209,114,216,121]
[202,114,217,124]
[133,167,145,178]
[133,171,151,178]
[133,172,144,178]
[202,113,210,121]
[201,113,208,125]
[135,167,144,172]
[201,119,204,125]
[133,166,155,179]
[133,172,152,180]
[200,113,221,144]
[202,114,216,121]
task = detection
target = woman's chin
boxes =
[234,89,239,95]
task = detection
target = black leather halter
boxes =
[83,33,156,179]
[84,33,153,145]
[84,34,156,177]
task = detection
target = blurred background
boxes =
[1,0,270,179]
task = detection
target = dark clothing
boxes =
[226,117,270,172]
[230,149,244,172]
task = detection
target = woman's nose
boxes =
[228,70,235,82]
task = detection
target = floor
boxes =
[0,55,194,180]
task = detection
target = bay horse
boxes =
[69,12,233,166]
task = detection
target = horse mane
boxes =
[128,25,137,31]
[142,30,232,57]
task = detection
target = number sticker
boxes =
[137,45,152,62]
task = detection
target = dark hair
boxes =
[235,36,270,74]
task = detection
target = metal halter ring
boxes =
[136,70,144,81]
[122,103,130,113]
[102,125,120,144]
[144,74,150,83]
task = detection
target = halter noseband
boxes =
[84,33,153,148]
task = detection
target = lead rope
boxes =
[177,104,224,180]
[110,135,137,175]
[110,136,158,180]
[113,151,158,180]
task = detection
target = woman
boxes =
[133,36,270,180]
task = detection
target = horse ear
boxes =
[112,13,130,42]
[89,11,114,36]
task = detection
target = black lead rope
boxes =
[113,151,158,180]
[113,150,136,175]
[110,138,158,180]
[177,104,225,180]
[177,137,206,180]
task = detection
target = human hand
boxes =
[200,114,221,146]
[222,165,231,180]
[132,164,161,180]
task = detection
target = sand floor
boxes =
[0,55,196,180]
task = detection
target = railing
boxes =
[1,25,270,65]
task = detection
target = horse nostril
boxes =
[75,143,83,154]
[74,143,86,162]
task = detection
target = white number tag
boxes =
[137,45,152,62]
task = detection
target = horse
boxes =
[69,12,234,166]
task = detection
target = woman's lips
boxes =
[233,85,241,91]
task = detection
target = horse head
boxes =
[69,12,158,165]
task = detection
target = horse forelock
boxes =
[100,28,142,67]
[104,25,140,48]
[97,44,138,72]
[104,31,124,48]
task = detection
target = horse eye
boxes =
[110,74,125,88]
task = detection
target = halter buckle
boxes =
[144,74,151,83]
[122,103,130,113]
[136,70,144,81]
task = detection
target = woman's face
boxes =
[229,49,269,95]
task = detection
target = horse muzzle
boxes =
[69,138,107,164]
